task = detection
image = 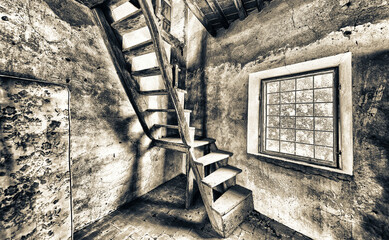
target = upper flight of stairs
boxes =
[96,0,254,237]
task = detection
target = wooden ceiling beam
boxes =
[256,0,265,12]
[183,0,217,36]
[233,0,247,20]
[205,0,229,29]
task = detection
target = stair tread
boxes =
[154,124,195,130]
[140,88,187,95]
[194,151,232,166]
[212,185,252,216]
[111,9,144,32]
[202,165,242,188]
[156,137,215,148]
[146,109,192,113]
[132,67,160,77]
[123,39,153,53]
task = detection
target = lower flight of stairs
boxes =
[155,136,254,237]
[100,0,254,237]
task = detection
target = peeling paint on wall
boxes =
[0,76,71,240]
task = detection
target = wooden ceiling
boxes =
[76,0,271,36]
[184,0,271,36]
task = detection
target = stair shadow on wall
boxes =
[362,137,389,238]
[102,112,180,213]
[359,50,389,239]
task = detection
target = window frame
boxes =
[156,0,172,32]
[247,53,353,175]
[259,68,339,168]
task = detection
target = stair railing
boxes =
[139,0,221,231]
[139,0,192,146]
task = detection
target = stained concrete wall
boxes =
[0,0,182,234]
[186,0,389,239]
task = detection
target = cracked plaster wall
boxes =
[0,0,182,235]
[186,0,389,239]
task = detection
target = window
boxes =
[247,53,353,175]
[158,0,171,32]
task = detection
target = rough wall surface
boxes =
[0,77,70,240]
[186,0,389,239]
[0,0,182,232]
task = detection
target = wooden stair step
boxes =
[111,9,146,34]
[131,52,159,71]
[194,150,233,166]
[146,109,192,113]
[105,0,128,8]
[123,43,154,61]
[212,185,254,237]
[212,185,252,216]
[140,88,187,95]
[109,0,139,22]
[154,124,194,129]
[106,0,139,8]
[154,137,215,152]
[123,39,153,54]
[157,137,215,147]
[132,67,160,77]
[122,27,151,51]
[202,165,242,188]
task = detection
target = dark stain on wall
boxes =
[354,51,389,239]
[43,0,94,27]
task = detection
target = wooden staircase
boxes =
[93,0,253,237]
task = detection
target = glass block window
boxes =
[260,69,338,167]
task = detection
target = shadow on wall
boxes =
[357,51,389,239]
[186,27,208,138]
[93,87,176,208]
[42,0,94,27]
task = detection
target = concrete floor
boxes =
[74,175,311,240]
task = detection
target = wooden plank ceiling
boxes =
[77,0,271,37]
[184,0,271,36]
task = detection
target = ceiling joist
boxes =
[233,0,247,20]
[256,0,265,12]
[205,0,229,29]
[183,0,217,36]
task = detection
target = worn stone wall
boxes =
[186,0,389,239]
[0,77,70,239]
[0,0,182,233]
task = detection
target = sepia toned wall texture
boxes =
[186,0,389,239]
[0,77,71,239]
[0,0,182,236]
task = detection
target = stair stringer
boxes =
[138,0,192,146]
[92,7,155,140]
[138,0,228,235]
[188,148,226,235]
[96,0,253,237]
